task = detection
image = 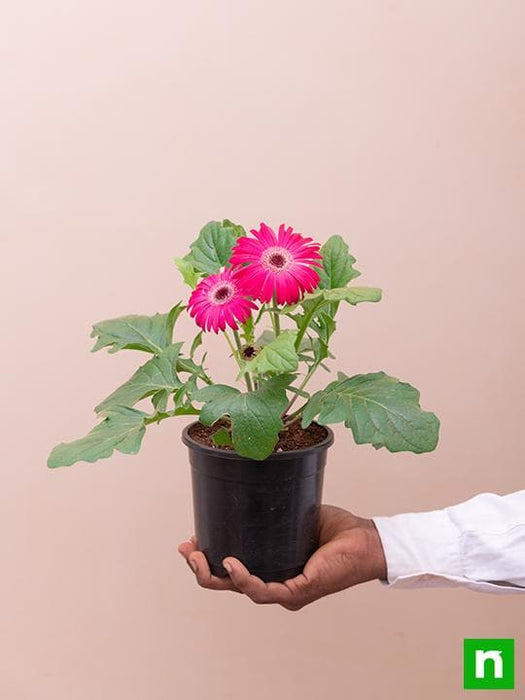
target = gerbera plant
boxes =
[48,219,439,466]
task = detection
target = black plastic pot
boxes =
[182,422,334,583]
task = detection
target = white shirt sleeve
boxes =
[372,491,525,594]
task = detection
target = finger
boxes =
[280,571,320,610]
[189,551,238,591]
[178,540,239,591]
[223,558,299,607]
[177,539,199,573]
[178,538,197,558]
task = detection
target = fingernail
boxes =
[189,535,196,544]
[223,560,232,574]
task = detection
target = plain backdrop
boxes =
[1,1,524,698]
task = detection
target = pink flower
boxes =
[229,223,322,305]
[187,268,257,333]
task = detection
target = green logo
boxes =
[464,639,515,690]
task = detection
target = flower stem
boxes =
[282,361,319,418]
[271,293,281,337]
[233,329,254,391]
[224,330,238,363]
[225,329,253,391]
[232,329,244,354]
[244,372,254,392]
[294,297,326,350]
[254,304,266,326]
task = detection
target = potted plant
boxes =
[48,220,440,582]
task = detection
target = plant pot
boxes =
[182,422,334,583]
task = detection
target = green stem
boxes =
[224,330,239,363]
[282,361,319,417]
[283,409,304,428]
[294,297,326,350]
[254,304,266,326]
[233,329,254,391]
[232,329,244,354]
[144,406,200,425]
[274,311,281,336]
[177,360,213,385]
[271,293,281,337]
[225,330,253,391]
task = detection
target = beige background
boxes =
[1,1,524,698]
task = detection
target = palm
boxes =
[178,505,386,610]
[301,518,371,594]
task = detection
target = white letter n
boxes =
[475,650,503,679]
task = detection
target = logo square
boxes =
[464,639,515,690]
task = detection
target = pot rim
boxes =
[181,421,335,461]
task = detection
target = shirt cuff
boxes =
[373,508,463,587]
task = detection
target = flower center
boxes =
[242,344,259,359]
[261,246,293,274]
[209,282,235,305]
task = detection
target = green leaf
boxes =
[311,336,330,364]
[240,313,255,344]
[324,287,382,304]
[183,220,245,275]
[193,384,240,411]
[174,257,201,288]
[302,371,440,454]
[193,375,292,460]
[255,330,276,346]
[190,331,203,359]
[211,426,233,447]
[151,389,169,413]
[304,286,382,307]
[240,330,298,377]
[222,219,247,238]
[90,304,184,355]
[306,311,336,363]
[318,235,361,289]
[287,287,382,320]
[293,287,382,350]
[95,343,184,414]
[172,371,201,410]
[47,406,147,468]
[176,356,206,377]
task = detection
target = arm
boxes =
[178,491,525,609]
[373,490,525,593]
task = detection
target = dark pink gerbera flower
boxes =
[187,268,257,333]
[229,223,323,305]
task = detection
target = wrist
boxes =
[359,518,388,582]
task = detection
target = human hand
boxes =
[178,504,387,611]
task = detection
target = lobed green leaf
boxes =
[306,286,382,307]
[90,304,184,355]
[318,235,361,289]
[174,257,201,288]
[189,331,203,359]
[240,330,298,377]
[302,371,440,454]
[95,343,184,414]
[193,375,293,460]
[211,426,233,447]
[47,406,147,468]
[183,220,246,275]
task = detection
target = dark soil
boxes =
[188,419,328,453]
